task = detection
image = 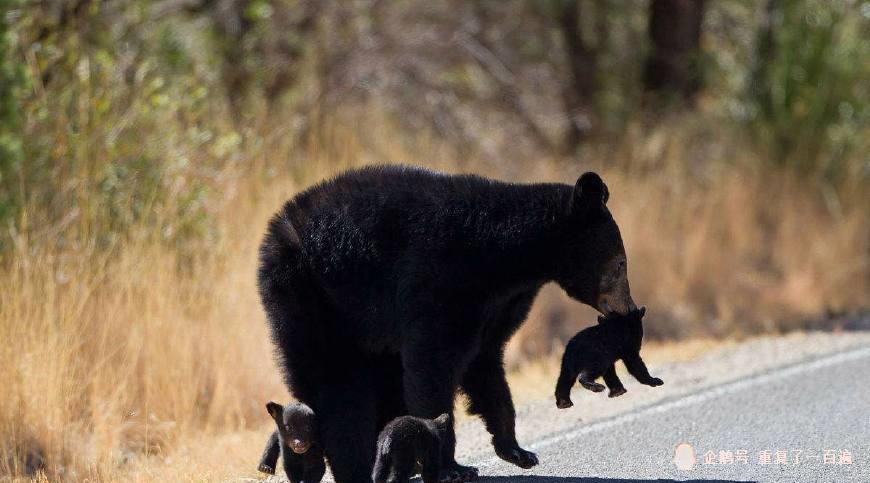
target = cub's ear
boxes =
[638,306,646,317]
[597,315,607,324]
[266,401,284,421]
[572,172,609,218]
[433,413,451,427]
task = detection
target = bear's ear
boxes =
[597,314,607,324]
[572,172,609,218]
[638,306,646,318]
[266,401,284,422]
[433,413,451,427]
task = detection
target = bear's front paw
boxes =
[257,463,276,475]
[608,387,627,398]
[647,377,664,387]
[556,397,574,409]
[495,443,539,469]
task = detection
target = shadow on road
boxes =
[479,477,755,483]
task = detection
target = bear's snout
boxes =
[290,439,311,454]
[597,293,636,316]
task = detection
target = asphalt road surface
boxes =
[256,332,870,483]
[467,342,870,483]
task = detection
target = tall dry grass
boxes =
[0,173,293,480]
[1,118,867,481]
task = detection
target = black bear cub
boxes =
[555,306,663,409]
[259,401,326,483]
[372,414,450,483]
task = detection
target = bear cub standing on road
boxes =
[372,414,450,483]
[259,401,326,483]
[555,306,663,409]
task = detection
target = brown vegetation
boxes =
[1,116,867,480]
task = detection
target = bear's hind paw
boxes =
[580,380,606,393]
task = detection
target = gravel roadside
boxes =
[253,329,870,482]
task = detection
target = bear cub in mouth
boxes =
[555,306,663,409]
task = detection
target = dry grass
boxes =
[1,119,867,481]
[611,164,867,337]
[0,175,292,480]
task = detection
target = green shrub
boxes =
[746,0,868,176]
[0,0,25,236]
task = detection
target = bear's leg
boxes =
[302,451,327,483]
[462,351,538,469]
[578,368,606,393]
[283,451,306,483]
[257,430,280,474]
[374,354,407,430]
[421,432,442,483]
[554,358,581,409]
[317,368,379,483]
[371,452,391,483]
[390,451,416,483]
[259,281,323,475]
[623,354,664,387]
[603,364,627,398]
[402,349,476,483]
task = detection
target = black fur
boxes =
[257,165,634,482]
[257,431,280,475]
[260,402,326,483]
[372,414,450,483]
[554,307,663,409]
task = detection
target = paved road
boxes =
[466,344,870,483]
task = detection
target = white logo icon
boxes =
[674,442,696,471]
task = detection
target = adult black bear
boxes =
[258,166,635,483]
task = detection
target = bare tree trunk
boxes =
[559,0,597,154]
[643,0,706,103]
[211,0,253,118]
[749,0,777,120]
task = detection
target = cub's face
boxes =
[556,173,635,316]
[267,402,317,454]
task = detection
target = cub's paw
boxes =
[439,461,478,483]
[438,469,460,483]
[556,397,574,409]
[580,380,606,393]
[495,443,539,469]
[257,463,276,475]
[647,377,664,387]
[608,387,627,398]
